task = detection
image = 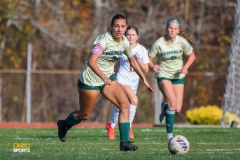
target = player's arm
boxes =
[179,52,195,74]
[148,43,160,72]
[128,56,154,92]
[138,62,149,74]
[148,56,160,72]
[135,53,149,74]
[88,45,111,85]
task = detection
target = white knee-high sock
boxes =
[109,107,119,128]
[129,104,137,127]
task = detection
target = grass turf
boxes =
[0,127,239,160]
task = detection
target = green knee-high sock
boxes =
[119,122,130,143]
[65,111,81,128]
[166,109,175,133]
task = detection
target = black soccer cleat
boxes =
[57,120,69,142]
[120,141,138,151]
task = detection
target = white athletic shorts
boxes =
[116,73,139,94]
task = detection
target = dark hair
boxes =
[126,26,139,35]
[111,14,128,26]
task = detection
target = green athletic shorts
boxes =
[157,77,185,84]
[77,75,115,90]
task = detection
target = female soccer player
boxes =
[148,18,195,139]
[105,26,149,140]
[57,14,154,151]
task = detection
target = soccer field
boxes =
[1,127,239,160]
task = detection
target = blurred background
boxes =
[0,0,238,125]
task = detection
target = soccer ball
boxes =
[168,135,189,155]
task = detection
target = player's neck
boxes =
[130,42,137,49]
[164,35,176,44]
[113,37,123,43]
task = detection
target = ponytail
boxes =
[179,28,195,45]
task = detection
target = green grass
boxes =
[0,127,239,160]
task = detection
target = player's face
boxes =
[166,22,179,38]
[126,29,139,45]
[111,18,127,42]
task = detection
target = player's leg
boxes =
[101,81,138,151]
[57,88,100,142]
[106,83,137,139]
[172,84,184,113]
[158,80,177,139]
[109,107,120,128]
[157,78,168,124]
[106,75,125,140]
[107,74,130,128]
[121,84,138,139]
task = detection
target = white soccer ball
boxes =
[168,135,190,155]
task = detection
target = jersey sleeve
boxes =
[93,35,107,51]
[182,39,193,56]
[125,45,133,58]
[141,47,149,63]
[148,42,159,58]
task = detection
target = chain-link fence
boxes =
[0,70,226,124]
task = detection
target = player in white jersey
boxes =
[106,26,149,140]
[148,18,195,139]
[57,14,154,152]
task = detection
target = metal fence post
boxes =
[26,43,32,123]
[154,79,163,125]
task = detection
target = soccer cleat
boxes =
[120,141,138,151]
[129,128,134,139]
[57,120,69,142]
[159,102,167,123]
[105,123,115,140]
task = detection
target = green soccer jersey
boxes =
[148,35,193,79]
[79,32,132,86]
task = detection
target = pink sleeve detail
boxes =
[92,45,104,56]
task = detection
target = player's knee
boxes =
[120,100,130,110]
[124,101,130,109]
[130,96,138,106]
[175,107,182,113]
[167,100,177,110]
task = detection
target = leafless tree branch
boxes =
[10,14,85,50]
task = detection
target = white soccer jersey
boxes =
[116,43,149,93]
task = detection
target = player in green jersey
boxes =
[57,14,154,151]
[148,18,195,139]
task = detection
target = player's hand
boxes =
[152,65,160,72]
[179,67,188,74]
[102,77,112,85]
[143,80,154,92]
[135,53,140,62]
